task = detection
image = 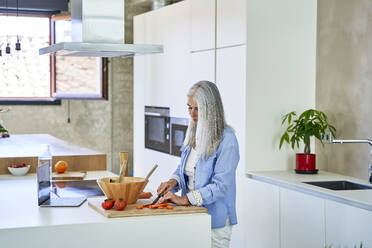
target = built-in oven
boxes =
[145,106,170,154]
[170,117,189,157]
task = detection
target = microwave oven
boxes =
[144,106,170,154]
[170,117,189,157]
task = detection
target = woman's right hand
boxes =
[157,179,178,195]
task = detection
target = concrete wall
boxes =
[316,0,372,180]
[0,1,151,175]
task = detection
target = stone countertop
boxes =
[247,170,372,211]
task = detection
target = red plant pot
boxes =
[296,153,316,172]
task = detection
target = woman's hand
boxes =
[157,179,178,196]
[159,191,190,206]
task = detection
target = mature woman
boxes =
[157,81,240,248]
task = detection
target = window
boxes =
[0,15,51,100]
[51,15,108,100]
[0,14,108,103]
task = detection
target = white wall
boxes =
[245,0,317,172]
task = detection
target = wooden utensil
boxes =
[145,164,158,181]
[118,160,128,183]
[118,152,129,183]
[119,152,129,176]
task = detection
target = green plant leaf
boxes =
[279,109,337,153]
[279,135,286,149]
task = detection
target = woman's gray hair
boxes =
[183,81,226,160]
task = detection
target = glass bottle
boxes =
[38,144,52,180]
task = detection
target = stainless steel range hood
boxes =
[39,0,163,57]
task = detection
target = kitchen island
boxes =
[0,134,106,173]
[0,171,211,248]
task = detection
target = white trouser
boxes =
[211,223,232,248]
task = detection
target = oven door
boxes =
[145,115,170,154]
[170,117,189,157]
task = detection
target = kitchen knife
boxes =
[151,192,164,205]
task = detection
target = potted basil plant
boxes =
[279,109,336,173]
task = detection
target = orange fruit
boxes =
[55,161,68,174]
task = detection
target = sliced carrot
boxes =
[166,205,174,210]
[158,206,164,209]
[136,205,144,209]
[159,203,168,207]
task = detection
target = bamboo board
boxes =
[52,171,87,180]
[88,198,208,218]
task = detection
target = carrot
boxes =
[136,205,144,209]
[166,205,174,210]
[138,192,153,199]
[159,203,168,207]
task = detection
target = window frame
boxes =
[0,13,108,105]
[0,13,61,105]
[50,14,109,100]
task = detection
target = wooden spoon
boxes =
[145,164,158,182]
[118,160,128,183]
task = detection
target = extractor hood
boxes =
[39,0,163,57]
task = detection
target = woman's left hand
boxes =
[159,191,190,206]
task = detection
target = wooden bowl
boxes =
[97,177,148,204]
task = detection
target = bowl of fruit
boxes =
[8,163,31,176]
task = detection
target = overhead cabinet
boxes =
[216,0,247,48]
[191,0,246,51]
[190,0,216,52]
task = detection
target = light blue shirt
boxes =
[171,126,240,229]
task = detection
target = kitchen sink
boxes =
[303,180,372,190]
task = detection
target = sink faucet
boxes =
[324,134,372,183]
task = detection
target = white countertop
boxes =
[0,134,104,158]
[0,171,115,230]
[0,171,208,230]
[247,170,372,211]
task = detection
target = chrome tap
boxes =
[326,135,372,183]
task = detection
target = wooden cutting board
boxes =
[88,198,208,218]
[52,171,87,180]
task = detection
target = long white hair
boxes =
[183,81,226,160]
